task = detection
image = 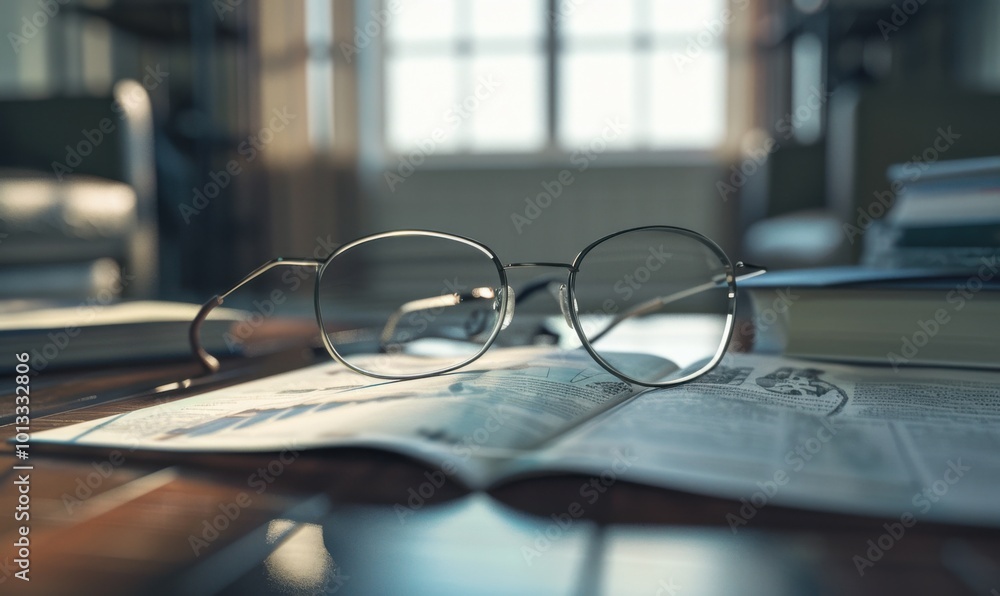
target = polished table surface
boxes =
[2,350,999,595]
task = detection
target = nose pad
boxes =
[558,284,575,330]
[496,285,515,330]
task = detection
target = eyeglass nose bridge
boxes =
[501,261,579,331]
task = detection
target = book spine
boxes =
[744,288,792,355]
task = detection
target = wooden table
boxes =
[2,350,999,595]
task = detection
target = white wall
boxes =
[358,160,738,265]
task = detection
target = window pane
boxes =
[650,47,726,148]
[387,0,458,44]
[471,0,544,41]
[651,0,728,35]
[558,50,638,149]
[385,55,460,153]
[560,0,636,39]
[468,52,545,152]
[382,0,733,155]
[306,0,334,151]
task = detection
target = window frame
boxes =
[368,0,750,169]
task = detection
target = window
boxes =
[383,0,730,155]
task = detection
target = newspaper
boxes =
[30,347,675,485]
[31,349,1000,526]
[524,353,1000,527]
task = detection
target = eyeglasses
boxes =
[190,226,765,387]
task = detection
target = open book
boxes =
[32,347,1000,528]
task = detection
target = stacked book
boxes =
[741,266,1000,370]
[0,301,246,371]
[744,156,1000,370]
[864,156,1000,269]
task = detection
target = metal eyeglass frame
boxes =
[189,226,766,387]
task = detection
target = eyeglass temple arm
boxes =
[585,261,767,344]
[190,258,323,373]
[378,287,501,348]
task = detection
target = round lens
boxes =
[569,227,735,385]
[316,232,506,378]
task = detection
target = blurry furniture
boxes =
[828,84,1000,261]
[739,143,848,269]
[743,84,1000,268]
[0,79,158,300]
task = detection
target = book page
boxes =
[513,353,1000,527]
[31,347,677,487]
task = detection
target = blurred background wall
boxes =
[1,0,999,302]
